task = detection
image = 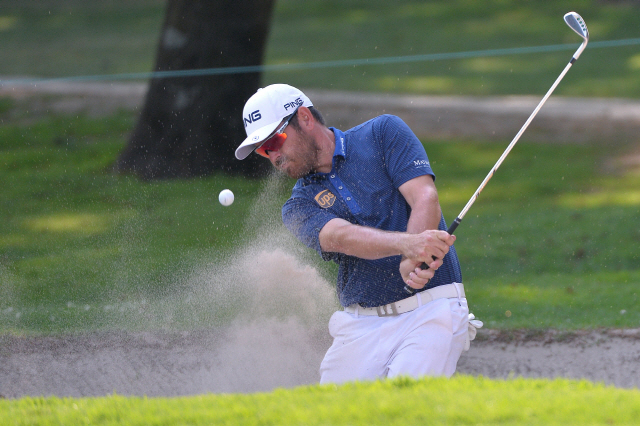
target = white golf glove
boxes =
[464,313,484,351]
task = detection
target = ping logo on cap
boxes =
[243,110,262,128]
[284,97,304,111]
[315,190,336,208]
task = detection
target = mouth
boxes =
[274,157,301,178]
[274,157,287,170]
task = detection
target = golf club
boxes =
[405,12,589,294]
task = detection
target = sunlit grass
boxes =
[22,213,113,234]
[3,376,640,425]
[468,270,640,329]
[558,189,640,208]
[629,53,640,70]
[375,75,458,93]
[0,15,18,31]
[462,57,520,73]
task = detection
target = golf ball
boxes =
[218,189,234,206]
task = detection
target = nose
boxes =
[268,149,281,165]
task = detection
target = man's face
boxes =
[267,124,319,179]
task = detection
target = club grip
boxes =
[404,217,463,294]
[402,255,437,295]
[447,217,461,235]
[420,256,437,270]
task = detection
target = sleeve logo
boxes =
[314,190,336,208]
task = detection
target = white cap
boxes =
[235,84,313,160]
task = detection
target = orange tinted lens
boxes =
[256,133,287,158]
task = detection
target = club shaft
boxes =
[406,40,586,295]
[448,42,585,232]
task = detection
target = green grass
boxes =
[267,0,640,96]
[0,111,293,334]
[1,0,639,97]
[0,0,165,78]
[427,141,640,328]
[2,376,640,425]
[0,111,639,334]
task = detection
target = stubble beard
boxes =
[275,132,320,179]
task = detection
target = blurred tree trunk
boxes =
[116,0,275,179]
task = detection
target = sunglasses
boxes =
[255,107,299,158]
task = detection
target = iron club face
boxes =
[564,12,589,59]
[564,12,589,41]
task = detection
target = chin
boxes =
[287,170,304,179]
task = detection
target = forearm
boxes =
[405,192,441,234]
[319,217,451,262]
[401,175,442,235]
[319,218,407,260]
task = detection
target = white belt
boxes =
[344,283,465,317]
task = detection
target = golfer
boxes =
[236,84,476,384]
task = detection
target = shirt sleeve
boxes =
[376,115,435,188]
[282,195,339,261]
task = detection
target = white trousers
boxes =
[319,297,469,384]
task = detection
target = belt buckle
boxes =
[376,302,399,317]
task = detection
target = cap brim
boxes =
[235,121,280,160]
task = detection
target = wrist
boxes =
[398,232,418,260]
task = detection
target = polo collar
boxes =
[331,127,347,160]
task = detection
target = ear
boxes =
[297,106,315,130]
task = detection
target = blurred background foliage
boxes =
[0,0,638,96]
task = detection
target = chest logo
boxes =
[315,190,336,208]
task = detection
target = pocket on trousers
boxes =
[328,311,351,338]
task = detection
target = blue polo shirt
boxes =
[282,115,462,308]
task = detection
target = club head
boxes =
[564,12,589,60]
[564,12,589,42]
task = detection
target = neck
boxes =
[314,127,335,174]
